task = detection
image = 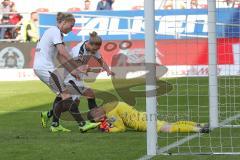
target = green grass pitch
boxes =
[1,78,240,160]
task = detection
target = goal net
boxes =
[154,0,240,156]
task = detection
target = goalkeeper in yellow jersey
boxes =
[88,101,209,133]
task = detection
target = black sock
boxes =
[47,110,53,118]
[69,101,85,122]
[52,97,64,124]
[48,96,62,118]
[88,98,97,110]
[51,122,59,127]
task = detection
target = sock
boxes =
[51,122,59,127]
[66,98,85,124]
[79,121,86,127]
[52,102,62,125]
[47,110,53,118]
[52,97,64,125]
[48,96,62,118]
[88,98,97,110]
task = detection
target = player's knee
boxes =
[60,91,72,100]
[59,98,78,113]
[68,100,78,113]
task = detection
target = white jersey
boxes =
[33,26,64,70]
[70,41,102,59]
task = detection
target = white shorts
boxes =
[34,69,88,99]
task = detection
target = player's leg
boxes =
[49,91,72,132]
[83,88,98,110]
[63,75,101,132]
[159,121,209,133]
[66,77,98,110]
[55,95,100,133]
[173,121,209,133]
[34,69,63,128]
[41,96,62,128]
[42,96,80,128]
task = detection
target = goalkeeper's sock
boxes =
[169,122,200,133]
[88,98,97,110]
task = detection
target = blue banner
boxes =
[39,9,240,42]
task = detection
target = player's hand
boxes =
[106,70,115,76]
[70,69,81,80]
[70,65,88,80]
[87,67,103,73]
[77,65,89,74]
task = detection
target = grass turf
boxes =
[0,78,240,160]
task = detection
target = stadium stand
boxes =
[0,0,239,42]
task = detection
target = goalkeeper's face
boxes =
[88,107,106,122]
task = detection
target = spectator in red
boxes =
[9,5,22,25]
[0,0,19,39]
[9,7,22,39]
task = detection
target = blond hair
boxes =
[89,31,102,46]
[56,12,75,23]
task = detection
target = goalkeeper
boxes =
[88,101,209,133]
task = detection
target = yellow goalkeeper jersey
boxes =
[103,102,166,132]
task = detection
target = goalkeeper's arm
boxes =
[109,126,126,133]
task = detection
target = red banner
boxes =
[0,38,239,69]
[85,38,239,66]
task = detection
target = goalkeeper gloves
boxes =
[99,117,110,132]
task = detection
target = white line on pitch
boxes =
[137,114,240,160]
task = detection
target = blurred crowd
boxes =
[0,0,239,42]
[162,0,240,9]
[0,0,39,42]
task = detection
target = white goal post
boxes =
[144,0,240,157]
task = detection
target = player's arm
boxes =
[108,113,126,133]
[109,126,126,133]
[56,44,88,79]
[97,57,115,76]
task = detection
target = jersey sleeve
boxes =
[108,117,126,132]
[109,126,126,133]
[52,28,63,45]
[107,108,126,133]
[70,42,83,58]
[94,51,102,59]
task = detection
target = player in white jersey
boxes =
[42,31,115,130]
[68,31,114,108]
[33,12,100,133]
